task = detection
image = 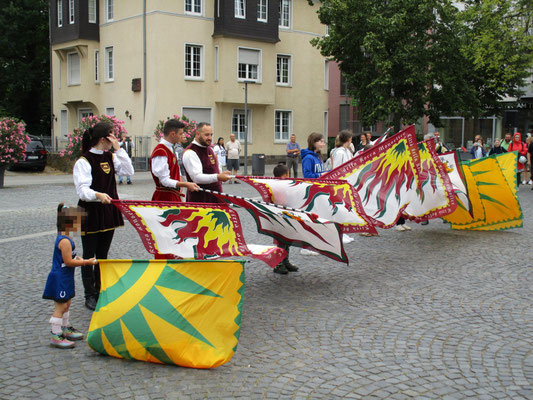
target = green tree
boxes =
[0,0,50,137]
[310,0,533,128]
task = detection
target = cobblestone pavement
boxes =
[0,171,532,399]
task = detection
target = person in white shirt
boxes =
[182,123,232,203]
[73,122,134,310]
[150,119,199,202]
[330,130,354,170]
[117,133,135,184]
[213,137,227,172]
[226,133,241,184]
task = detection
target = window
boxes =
[214,45,219,81]
[324,111,328,136]
[79,109,94,125]
[238,48,260,82]
[185,0,202,15]
[339,104,350,131]
[340,74,348,96]
[276,54,291,86]
[94,50,99,83]
[69,0,74,24]
[60,110,68,137]
[275,110,291,141]
[105,46,114,82]
[185,44,203,80]
[257,0,267,21]
[88,0,96,23]
[182,107,212,125]
[105,0,113,22]
[232,109,252,142]
[235,0,245,18]
[57,0,63,27]
[324,60,329,90]
[105,107,114,116]
[279,0,290,28]
[67,52,80,85]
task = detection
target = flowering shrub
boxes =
[60,114,128,159]
[0,117,30,164]
[153,114,197,147]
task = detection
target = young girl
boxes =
[74,122,134,310]
[43,204,96,348]
[301,132,327,178]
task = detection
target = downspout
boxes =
[48,2,54,149]
[143,0,147,118]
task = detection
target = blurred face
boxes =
[514,133,520,141]
[230,134,236,142]
[218,138,224,146]
[366,133,372,141]
[505,134,511,142]
[168,128,184,145]
[434,131,440,139]
[197,125,213,146]
[494,139,501,146]
[290,135,296,143]
[314,138,325,151]
[360,134,366,143]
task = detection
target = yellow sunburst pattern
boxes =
[87,259,245,369]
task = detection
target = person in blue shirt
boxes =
[285,134,301,177]
[301,132,327,178]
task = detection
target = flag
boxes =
[210,191,348,264]
[323,125,421,228]
[87,259,245,369]
[438,150,472,216]
[443,153,523,230]
[370,126,393,146]
[113,200,286,268]
[237,176,377,234]
[401,139,457,222]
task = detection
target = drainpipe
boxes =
[143,0,147,118]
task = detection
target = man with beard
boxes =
[182,122,232,203]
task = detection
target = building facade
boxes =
[50,0,329,162]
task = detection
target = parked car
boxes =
[9,135,48,171]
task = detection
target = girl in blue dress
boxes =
[43,204,96,349]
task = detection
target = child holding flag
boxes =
[43,204,96,348]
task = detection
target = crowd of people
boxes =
[42,120,533,346]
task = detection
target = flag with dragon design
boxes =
[87,259,244,368]
[235,176,377,234]
[211,192,349,263]
[323,125,422,228]
[438,150,472,217]
[112,200,286,267]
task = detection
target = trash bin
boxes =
[252,153,265,176]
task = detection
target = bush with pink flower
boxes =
[153,114,198,147]
[60,114,128,159]
[0,117,31,165]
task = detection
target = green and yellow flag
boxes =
[87,259,245,369]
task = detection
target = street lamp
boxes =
[243,80,255,175]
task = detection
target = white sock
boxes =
[50,316,63,335]
[62,311,70,328]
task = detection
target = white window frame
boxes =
[88,0,96,23]
[276,54,292,86]
[237,47,262,83]
[257,0,268,22]
[214,45,219,82]
[78,109,94,125]
[67,52,81,86]
[232,109,252,143]
[105,0,114,22]
[105,107,115,116]
[69,0,75,24]
[185,0,202,15]
[235,0,245,19]
[57,0,63,27]
[94,50,99,83]
[324,60,329,90]
[184,44,204,81]
[105,46,114,82]
[60,109,68,138]
[279,0,291,29]
[324,111,329,136]
[274,110,292,142]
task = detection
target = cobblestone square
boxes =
[0,171,531,399]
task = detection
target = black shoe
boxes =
[127,181,132,185]
[273,263,289,274]
[421,220,429,225]
[85,296,97,311]
[284,261,299,272]
[118,181,123,185]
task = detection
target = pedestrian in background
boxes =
[213,137,227,173]
[356,133,368,152]
[508,132,528,186]
[286,134,301,177]
[117,133,134,184]
[226,133,241,183]
[489,139,507,155]
[301,132,327,178]
[43,203,95,348]
[501,133,512,151]
[470,137,486,159]
[73,122,134,311]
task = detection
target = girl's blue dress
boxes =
[42,235,76,302]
